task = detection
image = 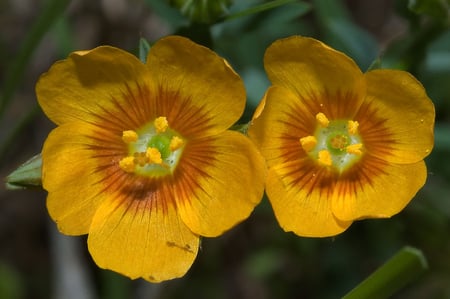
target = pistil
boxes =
[118,116,185,176]
[299,112,364,172]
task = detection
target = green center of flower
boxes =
[300,112,363,173]
[119,116,185,177]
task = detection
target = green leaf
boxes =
[138,38,151,63]
[408,0,450,21]
[342,246,428,299]
[6,154,42,190]
[225,0,306,21]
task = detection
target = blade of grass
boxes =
[0,0,70,118]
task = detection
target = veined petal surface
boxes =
[37,46,150,125]
[250,35,435,237]
[264,36,366,104]
[38,35,265,281]
[175,131,266,237]
[331,160,427,221]
[147,36,246,137]
[362,70,435,164]
[42,121,118,235]
[88,190,199,282]
[267,162,351,237]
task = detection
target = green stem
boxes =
[342,246,428,299]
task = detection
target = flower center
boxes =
[299,112,363,173]
[119,116,185,177]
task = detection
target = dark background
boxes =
[1,0,449,298]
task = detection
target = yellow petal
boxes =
[175,131,266,237]
[331,159,427,221]
[251,92,267,122]
[88,190,199,282]
[249,86,314,169]
[36,46,150,125]
[266,161,352,237]
[42,122,119,235]
[264,36,366,104]
[361,70,435,163]
[146,36,246,137]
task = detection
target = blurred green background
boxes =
[0,0,449,298]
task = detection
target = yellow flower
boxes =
[249,36,435,237]
[37,36,265,282]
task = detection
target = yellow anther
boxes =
[318,150,332,166]
[347,120,359,135]
[119,156,135,173]
[146,147,163,164]
[122,130,138,143]
[316,112,330,127]
[169,136,184,151]
[133,152,148,166]
[300,136,317,152]
[154,116,169,133]
[346,143,363,155]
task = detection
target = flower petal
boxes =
[42,122,121,235]
[249,85,364,169]
[175,131,266,237]
[331,159,427,221]
[249,86,308,167]
[362,70,435,163]
[146,36,246,136]
[266,160,352,237]
[264,36,366,101]
[36,46,149,125]
[88,193,199,282]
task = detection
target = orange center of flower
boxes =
[119,116,185,177]
[299,113,363,173]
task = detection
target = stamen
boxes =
[300,136,317,152]
[318,150,332,166]
[146,148,163,164]
[347,121,359,135]
[133,152,148,166]
[154,117,169,133]
[119,156,135,172]
[316,113,329,128]
[122,130,138,143]
[346,143,363,155]
[169,136,184,151]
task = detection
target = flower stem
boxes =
[342,246,428,299]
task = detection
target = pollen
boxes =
[133,152,149,166]
[300,136,317,152]
[346,143,363,155]
[119,156,135,173]
[318,150,332,166]
[122,130,138,143]
[316,112,329,128]
[169,136,184,151]
[154,116,169,133]
[146,147,163,164]
[347,120,359,135]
